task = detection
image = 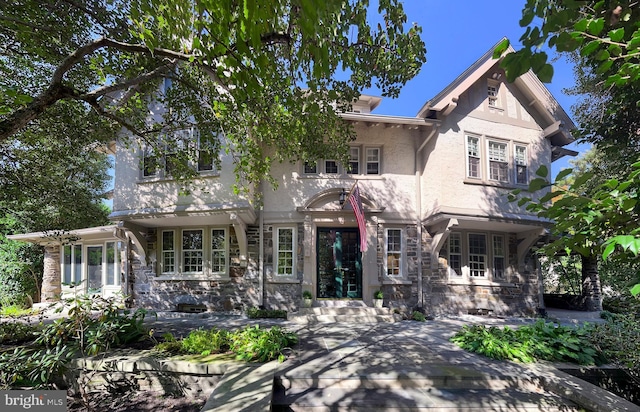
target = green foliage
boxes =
[0,321,39,345]
[181,328,230,356]
[540,256,582,295]
[450,320,603,365]
[374,290,384,299]
[411,311,426,322]
[588,314,640,378]
[0,0,426,193]
[0,345,74,389]
[246,307,288,319]
[36,294,150,356]
[602,295,640,315]
[501,1,640,87]
[302,290,313,299]
[230,325,299,363]
[0,305,35,317]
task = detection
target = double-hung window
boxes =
[448,233,462,276]
[488,140,508,182]
[514,145,528,185]
[275,227,295,276]
[366,148,380,175]
[325,159,339,174]
[493,235,506,280]
[182,229,204,273]
[466,136,481,178]
[211,229,228,274]
[348,147,360,174]
[385,228,403,277]
[161,230,175,274]
[468,233,487,277]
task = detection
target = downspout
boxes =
[415,126,438,309]
[258,182,265,308]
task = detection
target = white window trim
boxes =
[61,241,121,293]
[384,227,405,278]
[487,139,509,183]
[157,227,230,278]
[514,144,529,185]
[274,226,297,277]
[466,135,481,179]
[445,231,511,284]
[181,228,204,274]
[487,79,501,108]
[140,128,220,180]
[210,228,229,276]
[365,147,381,175]
[348,146,360,175]
[492,234,506,280]
[160,230,176,275]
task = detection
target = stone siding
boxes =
[130,226,260,312]
[42,246,62,302]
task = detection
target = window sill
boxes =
[447,278,517,287]
[155,275,231,281]
[463,179,526,190]
[138,172,221,184]
[382,278,412,285]
[267,278,300,284]
[296,174,384,181]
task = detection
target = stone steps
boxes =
[287,306,402,324]
[271,374,582,411]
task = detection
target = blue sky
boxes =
[363,0,588,178]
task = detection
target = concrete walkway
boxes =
[138,309,638,412]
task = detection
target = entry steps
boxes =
[271,373,583,411]
[287,306,402,324]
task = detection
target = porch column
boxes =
[42,245,62,302]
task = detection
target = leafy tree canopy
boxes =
[502,0,640,295]
[0,0,426,191]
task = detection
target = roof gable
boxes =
[416,38,575,147]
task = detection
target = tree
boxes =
[501,1,640,297]
[0,0,426,191]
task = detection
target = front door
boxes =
[317,228,362,299]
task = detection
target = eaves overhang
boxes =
[339,112,439,129]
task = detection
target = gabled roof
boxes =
[416,38,575,148]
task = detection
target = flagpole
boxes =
[341,180,358,210]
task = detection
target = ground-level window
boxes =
[182,229,204,273]
[159,227,229,277]
[445,231,509,281]
[385,228,403,277]
[275,227,295,276]
[211,228,228,274]
[61,242,120,293]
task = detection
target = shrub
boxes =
[181,328,230,356]
[302,290,312,299]
[374,290,383,299]
[0,321,39,344]
[246,307,287,319]
[412,311,426,322]
[588,313,640,378]
[450,320,604,365]
[230,325,298,362]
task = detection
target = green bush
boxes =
[181,328,230,356]
[450,320,604,365]
[602,295,640,315]
[37,294,150,355]
[246,307,287,319]
[411,311,426,322]
[588,313,640,378]
[230,325,298,363]
[0,321,39,344]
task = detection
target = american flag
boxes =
[348,183,367,252]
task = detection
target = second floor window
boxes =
[141,128,218,179]
[366,148,380,175]
[488,141,508,182]
[301,146,380,176]
[467,136,481,178]
[514,145,528,185]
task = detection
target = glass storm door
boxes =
[317,228,362,299]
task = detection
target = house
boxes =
[9,40,578,316]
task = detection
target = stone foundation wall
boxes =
[427,234,540,317]
[130,226,260,312]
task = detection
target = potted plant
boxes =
[302,290,313,308]
[373,290,384,308]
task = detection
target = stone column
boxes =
[42,245,62,302]
[581,254,602,311]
